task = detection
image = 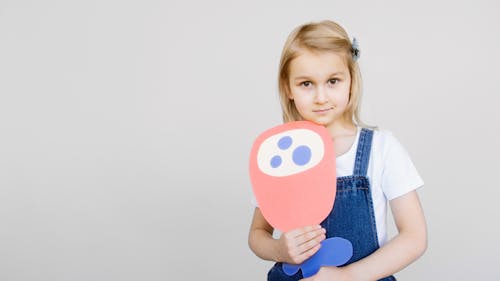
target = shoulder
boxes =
[366,127,403,159]
[370,127,395,140]
[366,127,424,200]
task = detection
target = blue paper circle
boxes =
[278,136,292,150]
[292,145,311,166]
[270,155,282,168]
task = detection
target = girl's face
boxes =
[288,50,351,130]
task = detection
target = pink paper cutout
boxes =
[249,121,336,232]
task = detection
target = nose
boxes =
[314,86,328,104]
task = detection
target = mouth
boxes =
[313,107,334,113]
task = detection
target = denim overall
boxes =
[267,129,396,281]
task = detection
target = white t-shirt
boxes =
[251,127,424,246]
[337,127,424,246]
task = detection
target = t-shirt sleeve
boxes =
[251,192,259,207]
[380,132,424,200]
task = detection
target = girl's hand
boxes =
[276,225,326,264]
[300,266,351,281]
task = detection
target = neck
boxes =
[326,119,356,139]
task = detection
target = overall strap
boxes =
[353,128,374,176]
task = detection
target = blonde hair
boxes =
[278,20,366,127]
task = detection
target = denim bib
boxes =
[268,129,396,281]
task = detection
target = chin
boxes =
[307,118,332,127]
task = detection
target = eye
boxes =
[327,78,339,86]
[300,81,312,87]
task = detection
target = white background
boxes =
[1,0,499,280]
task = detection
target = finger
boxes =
[296,243,321,264]
[288,225,322,238]
[297,232,325,254]
[295,227,326,245]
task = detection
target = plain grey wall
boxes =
[1,0,499,280]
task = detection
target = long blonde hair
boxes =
[278,20,365,126]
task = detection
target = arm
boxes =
[248,207,326,264]
[301,190,427,281]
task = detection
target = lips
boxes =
[313,107,334,113]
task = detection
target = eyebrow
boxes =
[292,72,346,81]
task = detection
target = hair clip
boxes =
[351,37,360,61]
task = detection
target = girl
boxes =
[248,20,427,281]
